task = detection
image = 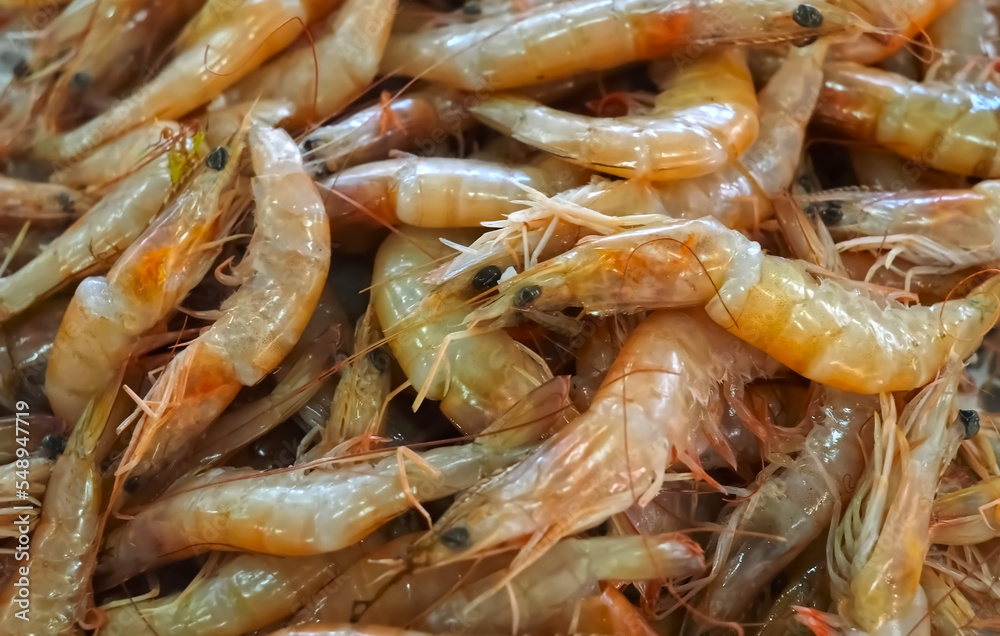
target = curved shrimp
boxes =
[930,474,1000,545]
[0,383,113,634]
[100,537,380,636]
[33,0,342,162]
[815,61,1000,177]
[0,137,182,322]
[207,0,397,136]
[832,0,956,64]
[469,48,759,180]
[464,215,1000,394]
[96,382,565,587]
[689,387,878,631]
[321,156,584,232]
[408,309,777,575]
[372,226,552,434]
[115,125,330,499]
[830,362,964,634]
[45,133,246,425]
[380,0,871,91]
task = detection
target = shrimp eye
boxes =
[471,265,503,292]
[513,284,542,308]
[56,192,75,215]
[69,72,91,90]
[959,409,980,439]
[792,4,824,28]
[806,201,843,225]
[440,526,471,550]
[124,475,143,493]
[206,146,230,171]
[368,347,391,371]
[302,137,319,152]
[39,434,68,459]
[12,58,29,79]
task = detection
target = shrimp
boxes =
[0,382,114,634]
[831,0,956,64]
[207,0,397,136]
[0,133,190,322]
[372,226,552,434]
[930,474,1000,545]
[32,0,343,162]
[115,125,330,499]
[321,156,584,232]
[414,533,705,634]
[756,540,830,636]
[408,309,778,576]
[464,214,1000,394]
[923,0,1000,79]
[690,388,878,630]
[270,625,432,636]
[921,566,979,635]
[0,294,69,411]
[100,537,381,636]
[815,62,1000,178]
[380,0,871,91]
[45,132,246,425]
[96,379,567,587]
[846,146,968,191]
[0,176,90,224]
[830,362,964,633]
[469,49,759,180]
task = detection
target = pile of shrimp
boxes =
[2,0,1000,634]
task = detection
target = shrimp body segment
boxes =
[470,49,759,180]
[930,475,1000,544]
[466,217,1000,393]
[380,0,871,90]
[120,126,330,494]
[816,62,1000,178]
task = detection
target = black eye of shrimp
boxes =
[40,434,68,459]
[440,526,471,549]
[792,4,824,28]
[124,475,143,493]
[806,201,843,226]
[959,409,980,439]
[12,58,29,79]
[69,72,91,90]
[368,347,391,372]
[206,146,230,171]
[471,265,502,292]
[513,284,542,308]
[56,192,75,215]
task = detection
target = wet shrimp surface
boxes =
[0,0,999,634]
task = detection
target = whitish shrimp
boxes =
[465,215,1000,394]
[116,125,330,499]
[372,226,552,434]
[0,384,113,634]
[923,0,1000,79]
[815,62,1000,178]
[321,156,583,232]
[930,474,1000,545]
[101,538,381,636]
[831,362,965,633]
[207,0,396,137]
[414,533,704,634]
[832,0,956,64]
[45,134,246,425]
[96,381,566,587]
[0,176,90,224]
[690,388,878,630]
[33,0,343,161]
[409,309,777,574]
[470,49,758,180]
[380,0,871,91]
[0,138,183,321]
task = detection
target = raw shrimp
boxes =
[756,541,830,636]
[0,146,178,321]
[0,294,70,411]
[414,533,705,634]
[923,0,1000,79]
[116,125,330,498]
[831,362,965,633]
[815,62,1000,178]
[690,387,878,629]
[464,215,1000,393]
[28,0,98,72]
[0,384,113,634]
[409,309,777,574]
[96,379,566,587]
[101,537,380,636]
[321,156,583,232]
[207,0,397,136]
[931,474,1000,544]
[270,625,432,636]
[846,146,968,191]
[372,226,552,434]
[380,0,871,91]
[832,0,957,64]
[33,0,343,161]
[0,176,89,224]
[470,49,759,180]
[45,132,246,425]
